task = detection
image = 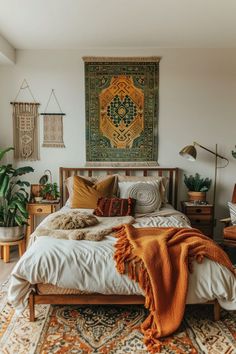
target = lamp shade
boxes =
[179,144,197,161]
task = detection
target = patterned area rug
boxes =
[1,281,236,354]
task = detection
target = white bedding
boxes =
[8,206,236,313]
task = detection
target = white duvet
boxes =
[8,206,236,313]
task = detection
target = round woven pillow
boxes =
[127,182,161,213]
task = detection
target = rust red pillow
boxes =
[94,197,136,217]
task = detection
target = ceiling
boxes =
[0,0,236,49]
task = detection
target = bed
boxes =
[7,167,236,323]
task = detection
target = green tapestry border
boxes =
[84,58,159,164]
[85,161,159,167]
[83,56,161,63]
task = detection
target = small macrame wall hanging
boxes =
[11,79,40,160]
[40,89,65,148]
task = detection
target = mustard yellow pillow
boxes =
[71,175,117,209]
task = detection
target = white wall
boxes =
[0,48,236,238]
[0,33,15,64]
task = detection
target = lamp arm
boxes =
[193,142,228,162]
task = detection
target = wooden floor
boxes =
[0,247,19,284]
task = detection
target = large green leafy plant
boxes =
[184,173,212,192]
[0,147,34,227]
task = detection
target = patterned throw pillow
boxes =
[228,202,236,225]
[119,180,162,214]
[94,197,136,217]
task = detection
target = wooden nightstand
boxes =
[26,201,60,246]
[181,201,214,238]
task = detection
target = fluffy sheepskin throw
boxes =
[32,210,134,242]
[47,211,98,230]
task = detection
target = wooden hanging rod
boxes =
[10,102,40,105]
[40,113,66,116]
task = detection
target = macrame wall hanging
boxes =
[11,79,40,160]
[40,89,65,148]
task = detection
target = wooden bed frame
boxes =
[59,166,179,209]
[29,166,221,322]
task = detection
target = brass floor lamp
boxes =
[179,142,229,226]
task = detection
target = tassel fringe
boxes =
[114,225,161,352]
[114,224,236,353]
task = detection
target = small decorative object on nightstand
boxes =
[26,200,60,246]
[30,170,59,203]
[181,201,214,238]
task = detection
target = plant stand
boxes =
[0,238,25,263]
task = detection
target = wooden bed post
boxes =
[213,300,221,321]
[29,292,35,322]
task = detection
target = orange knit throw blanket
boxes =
[114,225,235,353]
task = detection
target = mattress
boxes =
[8,206,236,313]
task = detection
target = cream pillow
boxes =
[119,180,162,213]
[118,175,168,204]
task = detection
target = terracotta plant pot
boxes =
[45,193,57,201]
[187,191,206,202]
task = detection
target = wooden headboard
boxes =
[59,167,179,209]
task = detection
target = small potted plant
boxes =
[184,173,212,202]
[0,146,34,241]
[40,182,60,201]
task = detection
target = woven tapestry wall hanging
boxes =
[12,102,40,160]
[41,90,65,148]
[83,56,160,166]
[42,114,65,147]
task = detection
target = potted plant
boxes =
[0,147,34,241]
[40,182,60,200]
[184,173,212,202]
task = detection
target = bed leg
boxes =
[213,301,221,321]
[29,292,35,322]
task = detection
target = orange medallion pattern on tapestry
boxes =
[99,75,144,149]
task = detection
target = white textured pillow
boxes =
[118,175,168,204]
[228,202,236,225]
[119,180,162,213]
